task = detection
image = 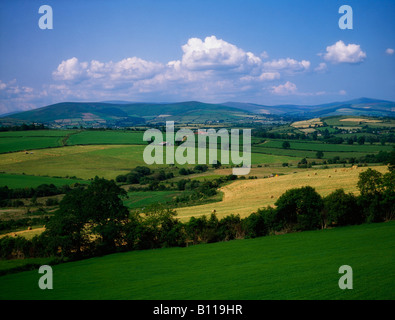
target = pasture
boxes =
[124,191,182,209]
[0,144,297,180]
[175,166,389,220]
[0,221,393,299]
[66,130,146,146]
[0,173,86,189]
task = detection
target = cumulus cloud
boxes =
[385,48,394,55]
[53,56,164,83]
[5,35,326,110]
[323,40,366,64]
[50,36,311,101]
[180,36,262,74]
[264,58,310,73]
[271,81,297,95]
[53,57,88,81]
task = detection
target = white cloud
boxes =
[180,36,262,73]
[264,58,310,73]
[52,57,88,81]
[314,62,328,73]
[0,79,38,115]
[385,48,394,55]
[3,35,324,110]
[271,81,297,95]
[53,57,164,84]
[323,40,366,64]
[339,89,347,95]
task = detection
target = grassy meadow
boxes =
[124,190,182,210]
[0,143,297,180]
[0,221,393,300]
[0,173,86,189]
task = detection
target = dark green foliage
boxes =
[179,168,193,175]
[243,207,275,238]
[115,166,151,184]
[0,184,71,206]
[2,169,394,264]
[357,136,365,145]
[282,141,290,149]
[275,186,323,231]
[44,177,129,257]
[211,160,221,169]
[323,189,362,226]
[194,164,208,172]
[357,168,395,222]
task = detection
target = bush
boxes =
[194,164,208,172]
[243,207,275,238]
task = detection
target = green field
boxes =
[67,130,146,146]
[0,173,87,189]
[124,191,182,209]
[251,138,393,160]
[0,222,393,300]
[252,146,369,160]
[0,130,76,154]
[0,144,297,180]
[0,137,63,154]
[258,139,393,153]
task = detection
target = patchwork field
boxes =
[175,166,389,220]
[0,144,297,180]
[0,221,393,300]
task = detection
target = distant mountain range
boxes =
[0,98,393,128]
[223,98,395,117]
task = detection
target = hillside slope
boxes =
[0,221,393,299]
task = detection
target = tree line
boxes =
[0,168,393,263]
[0,123,46,132]
[0,184,75,207]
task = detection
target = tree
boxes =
[389,148,395,172]
[212,160,221,169]
[316,151,324,159]
[357,168,395,222]
[243,207,275,238]
[282,141,291,149]
[84,177,129,253]
[274,186,323,231]
[357,168,383,197]
[381,171,395,221]
[45,177,129,257]
[45,187,90,257]
[323,189,362,227]
[357,136,365,145]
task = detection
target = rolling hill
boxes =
[224,98,395,118]
[0,101,258,128]
[0,98,393,128]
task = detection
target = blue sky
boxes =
[0,0,394,114]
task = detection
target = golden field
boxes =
[175,165,389,221]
